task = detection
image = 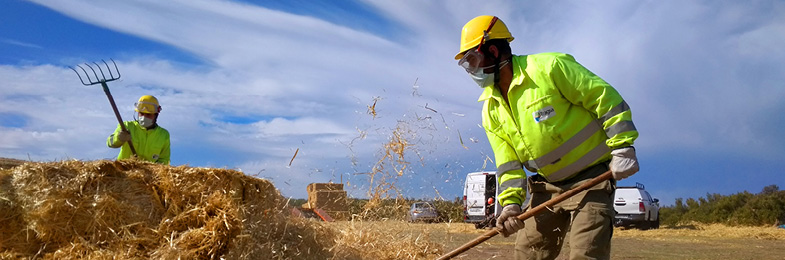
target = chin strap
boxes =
[493,56,513,88]
[493,55,501,86]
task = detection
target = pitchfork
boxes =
[69,59,137,156]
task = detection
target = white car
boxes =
[407,202,441,223]
[613,183,660,229]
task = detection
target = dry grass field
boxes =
[2,158,784,259]
[327,220,785,259]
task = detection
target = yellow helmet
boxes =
[455,15,514,60]
[135,95,161,114]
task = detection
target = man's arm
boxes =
[486,129,528,236]
[485,129,527,206]
[106,124,125,148]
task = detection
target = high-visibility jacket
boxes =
[480,53,637,206]
[107,121,171,165]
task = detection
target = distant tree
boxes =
[731,194,784,226]
[433,199,464,222]
[663,190,781,226]
[761,185,780,195]
[660,198,686,226]
[706,193,722,204]
[673,198,687,214]
[711,192,752,223]
[683,196,715,223]
[686,198,699,210]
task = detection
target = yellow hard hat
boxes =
[135,95,161,114]
[455,15,514,60]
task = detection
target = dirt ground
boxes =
[332,221,785,260]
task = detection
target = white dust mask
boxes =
[467,60,508,88]
[470,71,495,88]
[138,116,155,128]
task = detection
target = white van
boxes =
[463,171,501,229]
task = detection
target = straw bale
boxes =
[307,183,344,193]
[0,169,42,255]
[152,191,241,259]
[0,159,444,259]
[10,160,166,249]
[308,190,348,211]
[0,159,292,259]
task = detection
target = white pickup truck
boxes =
[613,183,660,229]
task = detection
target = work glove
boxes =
[610,147,639,180]
[117,130,131,143]
[496,204,525,237]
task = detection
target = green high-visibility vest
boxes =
[480,53,637,206]
[107,120,171,165]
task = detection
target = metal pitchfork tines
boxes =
[69,59,137,156]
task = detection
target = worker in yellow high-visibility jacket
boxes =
[106,95,170,165]
[455,15,639,259]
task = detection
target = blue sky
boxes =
[1,0,784,205]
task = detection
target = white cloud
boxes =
[251,117,353,137]
[1,39,43,49]
[4,0,785,199]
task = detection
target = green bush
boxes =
[433,197,466,223]
[730,194,785,226]
[659,198,685,227]
[659,185,785,227]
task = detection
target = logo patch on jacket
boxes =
[533,106,555,123]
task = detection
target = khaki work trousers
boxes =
[514,162,616,260]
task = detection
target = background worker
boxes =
[107,95,170,165]
[455,15,639,259]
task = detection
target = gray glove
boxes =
[610,147,639,180]
[496,204,525,237]
[117,130,131,143]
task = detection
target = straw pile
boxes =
[0,159,443,259]
[0,159,412,259]
[331,221,443,259]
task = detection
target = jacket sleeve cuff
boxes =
[107,134,123,148]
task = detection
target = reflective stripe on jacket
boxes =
[107,120,171,165]
[480,53,638,206]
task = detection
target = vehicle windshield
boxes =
[414,202,434,209]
